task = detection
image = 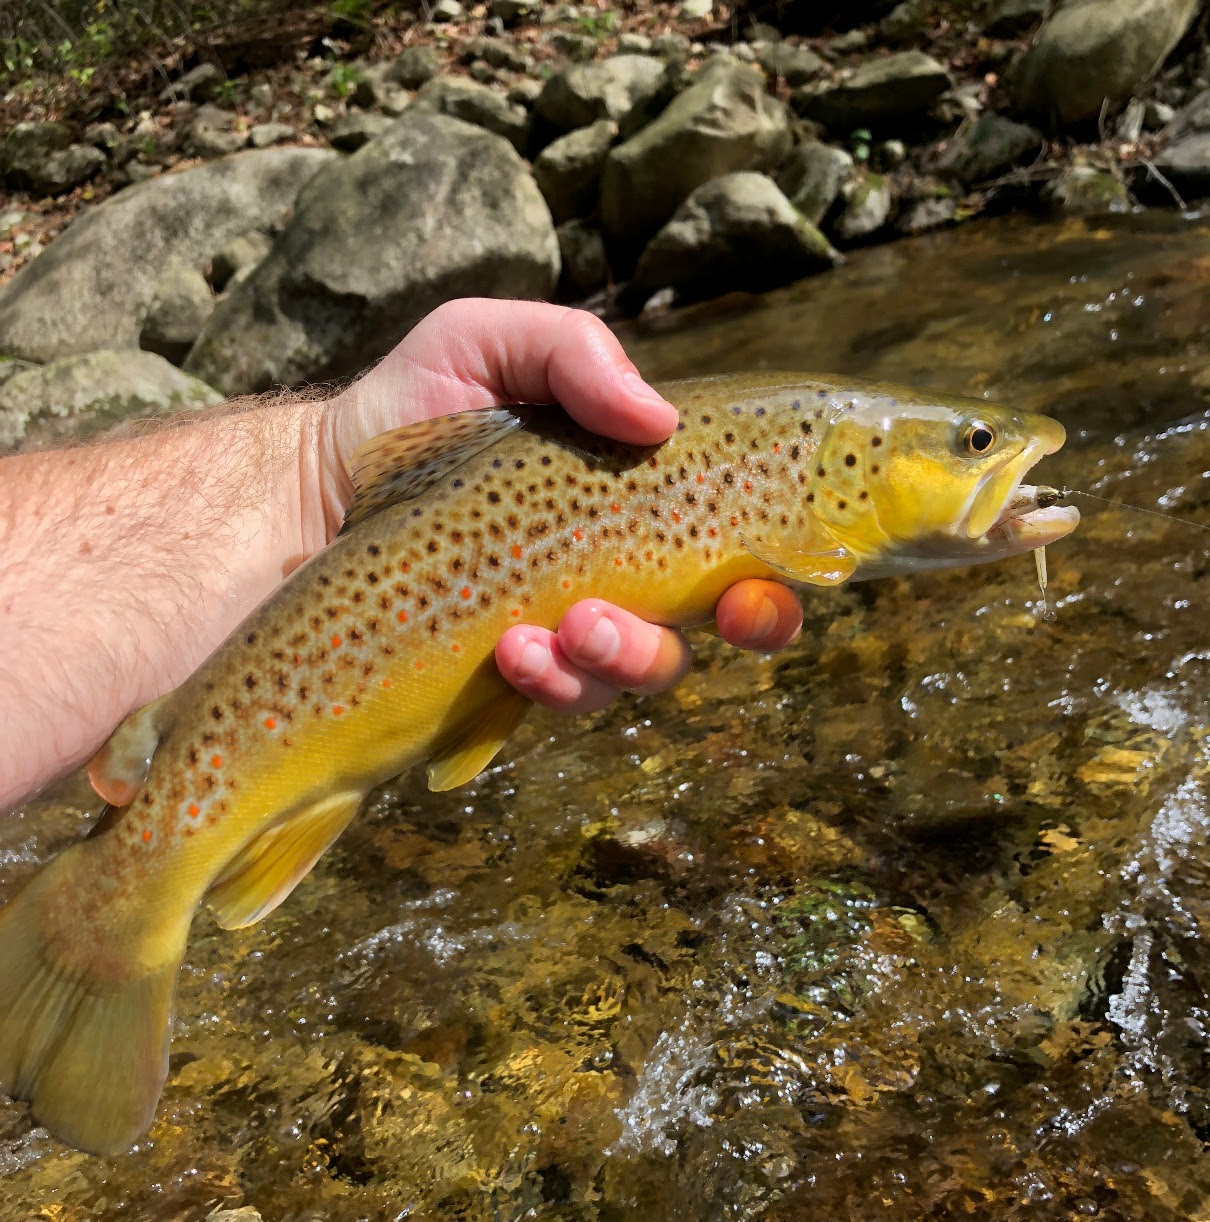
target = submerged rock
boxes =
[1013,0,1200,126]
[533,119,617,223]
[0,146,334,365]
[601,59,792,243]
[0,350,221,450]
[1045,164,1129,212]
[185,113,559,395]
[625,171,840,309]
[796,50,951,132]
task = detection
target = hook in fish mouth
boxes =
[990,483,1080,549]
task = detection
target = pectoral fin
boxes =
[427,690,531,791]
[85,692,176,807]
[343,408,522,531]
[740,533,857,587]
[207,791,363,930]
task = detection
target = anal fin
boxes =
[427,690,531,792]
[207,791,363,930]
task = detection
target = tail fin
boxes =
[0,852,181,1156]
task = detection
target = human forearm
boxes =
[0,398,323,808]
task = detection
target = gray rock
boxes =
[209,231,274,292]
[617,33,654,54]
[85,122,121,152]
[385,46,442,90]
[796,50,952,132]
[626,171,839,309]
[936,111,1044,183]
[0,357,37,390]
[0,350,221,450]
[652,32,693,60]
[139,265,216,364]
[184,113,559,395]
[601,59,792,242]
[327,110,393,151]
[745,22,782,43]
[832,172,893,241]
[533,118,617,222]
[351,64,412,114]
[1148,131,1210,192]
[878,0,933,45]
[248,122,296,148]
[680,0,714,17]
[894,176,957,234]
[775,140,854,224]
[548,31,598,62]
[413,77,530,152]
[535,55,667,134]
[468,60,498,84]
[29,145,107,195]
[159,62,224,104]
[2,122,72,190]
[430,0,464,21]
[829,29,871,54]
[1044,164,1129,211]
[1013,0,1200,126]
[0,147,334,364]
[1158,87,1210,140]
[464,35,532,72]
[984,0,1048,37]
[508,78,545,106]
[187,106,249,159]
[557,219,609,296]
[757,42,826,87]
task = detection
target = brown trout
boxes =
[0,373,1078,1154]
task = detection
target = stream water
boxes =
[5,211,1210,1220]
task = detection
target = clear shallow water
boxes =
[7,213,1210,1219]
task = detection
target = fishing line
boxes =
[1059,488,1210,534]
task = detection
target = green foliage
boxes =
[330,0,373,19]
[574,10,618,38]
[850,128,872,165]
[327,62,361,97]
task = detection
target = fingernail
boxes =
[516,638,548,683]
[622,370,673,408]
[579,614,621,665]
[751,597,779,642]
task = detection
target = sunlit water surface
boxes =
[6,213,1210,1219]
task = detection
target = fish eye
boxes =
[963,422,997,455]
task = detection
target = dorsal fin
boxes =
[85,692,176,807]
[342,408,522,531]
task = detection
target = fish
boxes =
[0,373,1079,1155]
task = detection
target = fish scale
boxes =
[0,371,1079,1156]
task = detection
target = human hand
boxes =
[316,299,802,714]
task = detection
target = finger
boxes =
[495,625,621,715]
[557,600,693,696]
[715,580,802,651]
[406,299,679,444]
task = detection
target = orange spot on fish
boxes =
[293,653,301,665]
[672,510,682,524]
[332,704,345,716]
[402,562,410,573]
[562,579,571,589]
[451,643,461,653]
[211,754,222,768]
[614,558,623,567]
[460,586,472,600]
[415,660,425,671]
[264,717,277,729]
[397,609,408,623]
[744,480,752,492]
[511,545,523,560]
[382,678,392,689]
[331,634,342,648]
[773,443,781,453]
[188,803,200,818]
[510,608,520,617]
[573,529,583,541]
[142,829,152,843]
[730,516,739,526]
[696,473,705,484]
[645,550,653,561]
[708,527,718,538]
[610,502,621,512]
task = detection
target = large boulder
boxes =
[795,50,951,132]
[1013,0,1200,126]
[532,119,617,222]
[601,59,792,243]
[0,147,334,366]
[185,113,559,395]
[624,172,840,309]
[534,56,668,134]
[0,350,221,451]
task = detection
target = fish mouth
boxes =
[988,484,1081,550]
